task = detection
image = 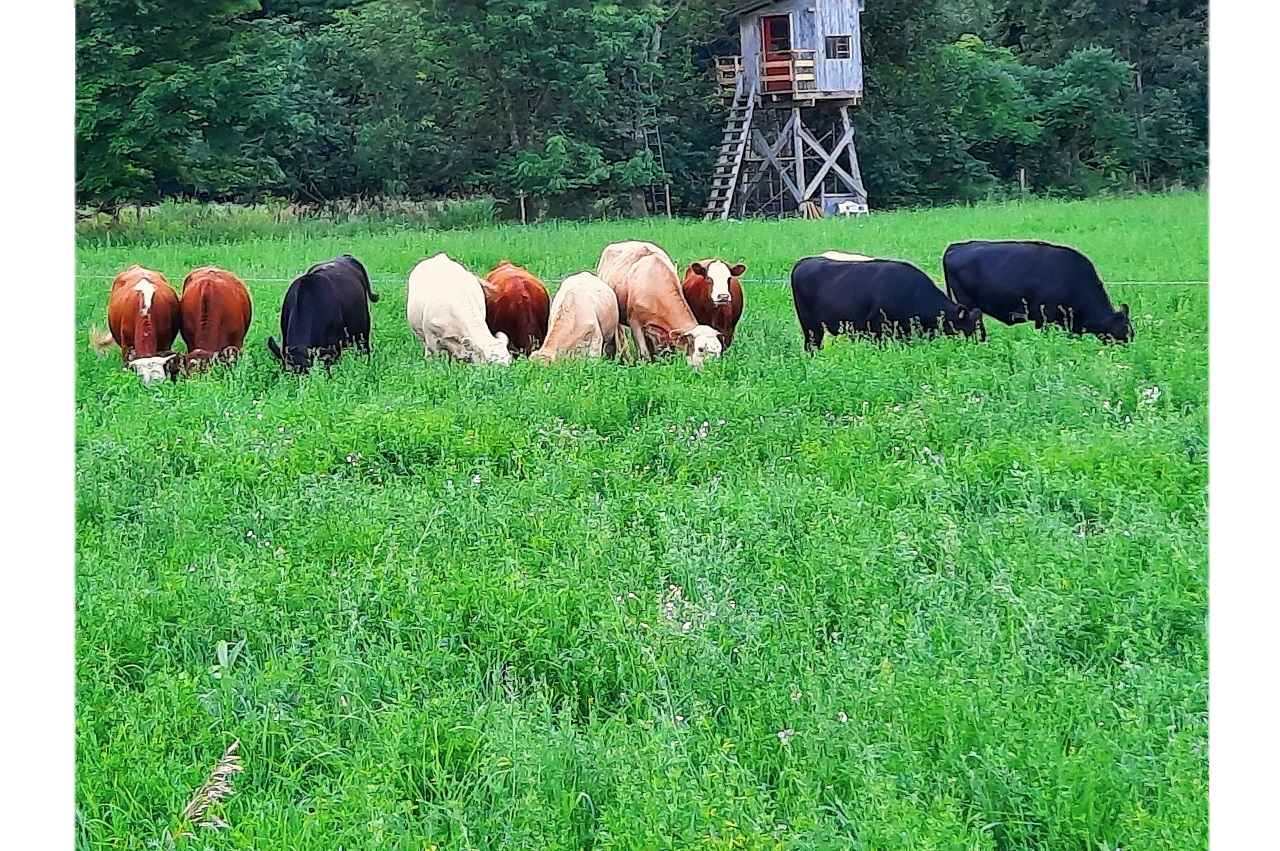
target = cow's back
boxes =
[180,267,253,352]
[108,272,181,357]
[538,272,618,357]
[483,261,551,356]
[597,241,677,319]
[944,240,1110,319]
[793,257,950,326]
[407,254,488,338]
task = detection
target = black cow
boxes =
[942,240,1132,342]
[790,255,984,351]
[267,255,380,373]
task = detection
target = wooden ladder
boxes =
[637,105,672,217]
[703,77,755,221]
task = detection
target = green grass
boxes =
[76,192,1207,851]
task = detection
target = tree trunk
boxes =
[629,188,648,218]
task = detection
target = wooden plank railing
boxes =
[759,49,817,95]
[715,50,818,98]
[715,55,743,97]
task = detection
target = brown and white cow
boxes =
[595,240,723,370]
[529,272,625,364]
[481,260,551,357]
[682,259,746,350]
[91,265,183,384]
[179,266,253,371]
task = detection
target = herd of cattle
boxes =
[89,238,1134,384]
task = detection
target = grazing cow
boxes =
[481,260,551,357]
[90,265,183,384]
[406,253,512,365]
[267,254,379,373]
[179,266,253,372]
[529,272,624,364]
[682,259,746,349]
[595,240,723,370]
[790,255,985,350]
[942,240,1132,342]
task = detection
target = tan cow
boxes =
[529,272,625,364]
[595,240,723,369]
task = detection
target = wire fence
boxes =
[74,273,1210,287]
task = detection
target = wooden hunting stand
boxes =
[705,0,869,220]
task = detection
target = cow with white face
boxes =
[682,258,746,350]
[406,253,512,365]
[595,240,724,370]
[126,353,182,386]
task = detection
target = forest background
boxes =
[74,0,1208,221]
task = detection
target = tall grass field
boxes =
[76,193,1207,850]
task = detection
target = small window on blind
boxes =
[825,35,852,60]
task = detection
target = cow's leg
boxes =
[793,301,823,352]
[628,318,652,361]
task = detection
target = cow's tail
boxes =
[351,257,380,303]
[89,326,116,354]
[614,324,632,363]
[135,311,157,356]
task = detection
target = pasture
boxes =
[75,192,1208,850]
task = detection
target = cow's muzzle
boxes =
[713,294,732,304]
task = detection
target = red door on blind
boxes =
[761,15,791,93]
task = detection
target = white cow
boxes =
[406,253,512,365]
[595,240,723,370]
[821,250,874,262]
[530,272,625,364]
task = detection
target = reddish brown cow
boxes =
[682,259,746,349]
[179,266,253,371]
[481,260,551,357]
[91,265,182,382]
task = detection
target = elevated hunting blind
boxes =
[706,0,869,219]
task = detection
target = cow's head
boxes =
[183,349,215,374]
[946,306,986,340]
[126,352,181,386]
[1081,303,1133,343]
[674,324,724,370]
[267,336,314,373]
[1107,303,1134,343]
[691,260,746,305]
[459,332,512,366]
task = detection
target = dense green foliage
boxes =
[76,193,1207,850]
[75,0,1207,216]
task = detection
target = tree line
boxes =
[75,0,1207,220]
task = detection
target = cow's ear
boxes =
[729,263,746,277]
[1120,303,1130,317]
[691,262,707,277]
[956,307,967,320]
